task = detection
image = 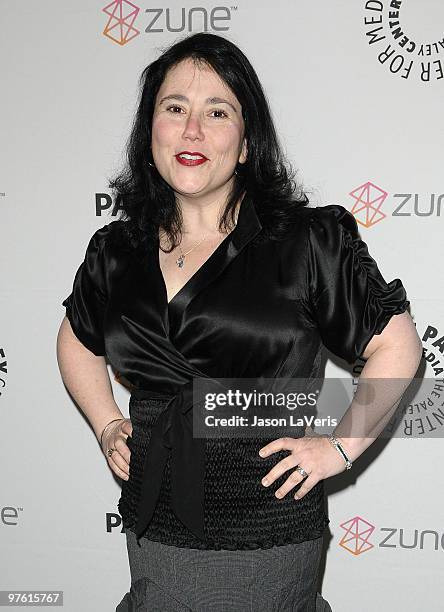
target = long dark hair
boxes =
[108,32,309,254]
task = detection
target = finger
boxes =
[114,436,131,464]
[113,437,131,474]
[109,450,129,480]
[121,419,133,437]
[274,467,310,499]
[259,437,295,457]
[261,454,299,488]
[109,459,130,481]
[110,443,129,467]
[293,474,318,500]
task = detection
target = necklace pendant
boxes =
[176,254,185,268]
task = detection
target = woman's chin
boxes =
[171,181,211,197]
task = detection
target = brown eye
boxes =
[211,109,228,119]
[166,105,184,113]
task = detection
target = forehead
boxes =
[157,58,238,103]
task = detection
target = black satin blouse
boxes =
[62,193,410,546]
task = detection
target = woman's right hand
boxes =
[100,418,133,481]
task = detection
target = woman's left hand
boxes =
[258,433,349,500]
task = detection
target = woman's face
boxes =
[151,58,247,201]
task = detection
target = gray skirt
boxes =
[116,528,332,612]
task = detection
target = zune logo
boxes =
[349,181,389,228]
[1,506,22,526]
[339,516,444,554]
[339,516,375,555]
[102,0,234,46]
[102,0,141,46]
[348,180,444,225]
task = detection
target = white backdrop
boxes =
[1,1,443,610]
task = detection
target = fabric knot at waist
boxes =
[132,378,226,546]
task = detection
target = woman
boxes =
[57,32,422,611]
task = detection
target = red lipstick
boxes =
[175,151,209,166]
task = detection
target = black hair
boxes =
[107,32,309,254]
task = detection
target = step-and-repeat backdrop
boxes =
[1,2,443,610]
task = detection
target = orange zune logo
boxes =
[349,181,388,228]
[339,516,375,555]
[102,1,233,45]
[102,0,141,46]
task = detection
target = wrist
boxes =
[99,417,125,448]
[332,434,375,461]
[328,434,353,470]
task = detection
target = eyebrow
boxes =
[158,94,238,113]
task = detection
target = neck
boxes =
[173,199,241,241]
[158,185,245,251]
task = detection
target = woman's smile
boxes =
[175,151,210,166]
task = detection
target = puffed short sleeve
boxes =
[306,205,410,363]
[62,225,112,356]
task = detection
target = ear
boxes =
[238,137,248,165]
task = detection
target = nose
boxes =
[181,112,204,141]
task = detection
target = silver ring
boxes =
[107,448,115,457]
[295,465,308,478]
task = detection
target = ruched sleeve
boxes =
[62,225,112,356]
[306,205,410,363]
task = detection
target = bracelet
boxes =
[328,434,353,470]
[100,418,125,448]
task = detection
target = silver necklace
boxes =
[175,235,208,268]
[170,208,239,269]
